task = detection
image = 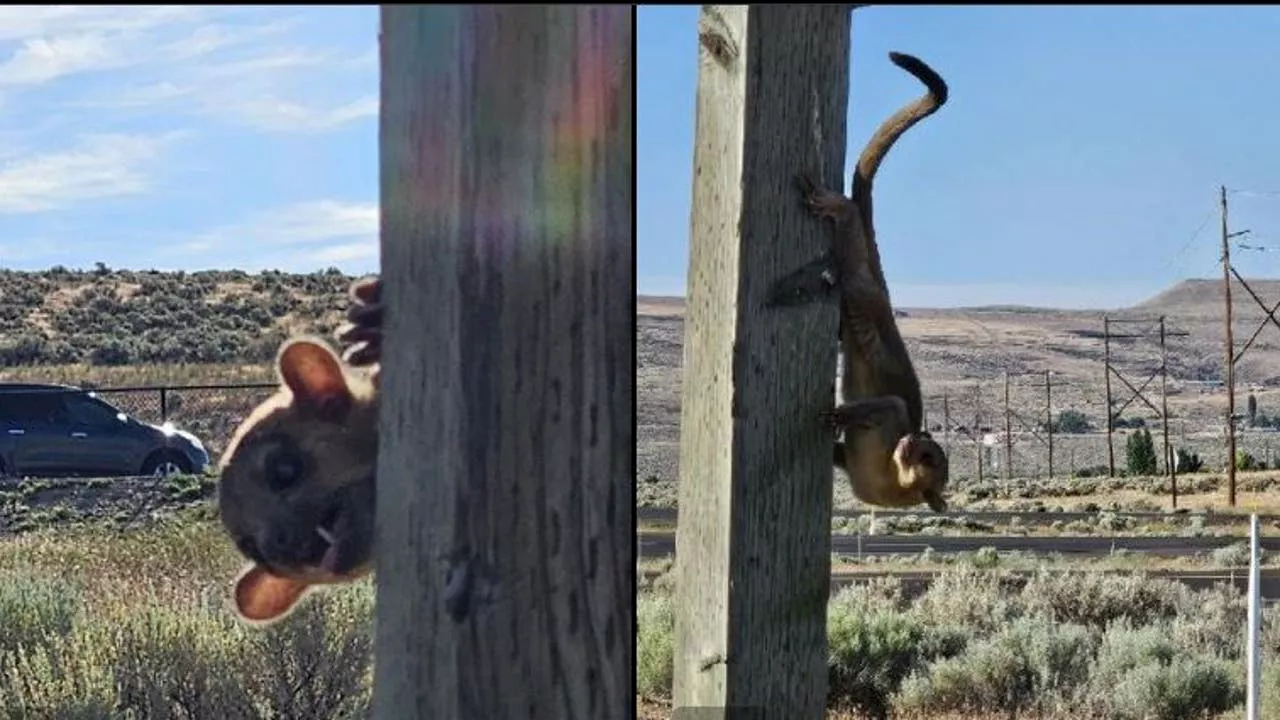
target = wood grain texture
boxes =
[372,6,632,719]
[672,5,849,718]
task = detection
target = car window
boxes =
[65,395,124,429]
[0,390,23,422]
[0,391,68,423]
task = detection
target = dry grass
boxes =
[637,700,1066,719]
[0,362,275,388]
[0,510,374,718]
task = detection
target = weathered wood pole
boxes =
[672,5,850,718]
[372,6,633,719]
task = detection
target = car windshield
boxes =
[87,393,116,410]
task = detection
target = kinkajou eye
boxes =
[266,446,306,492]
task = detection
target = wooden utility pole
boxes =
[1003,371,1013,480]
[1161,317,1176,508]
[372,7,633,719]
[974,384,984,483]
[943,393,951,449]
[1045,370,1054,479]
[1103,316,1116,477]
[672,6,848,717]
[1223,184,1238,506]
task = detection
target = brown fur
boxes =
[777,52,950,512]
[218,276,384,624]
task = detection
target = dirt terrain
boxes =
[637,278,1280,501]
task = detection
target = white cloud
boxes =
[107,81,192,108]
[187,200,378,252]
[0,132,186,213]
[0,6,378,268]
[0,35,128,86]
[0,6,208,43]
[85,44,377,132]
[0,7,259,87]
[223,94,378,133]
[0,6,373,134]
[310,241,378,264]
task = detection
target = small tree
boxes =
[1249,393,1259,427]
[1126,428,1158,476]
[1051,409,1090,434]
[1236,450,1259,472]
[1175,448,1203,474]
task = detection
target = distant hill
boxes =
[636,278,1280,485]
[638,276,1280,424]
[0,267,358,367]
[1132,278,1280,317]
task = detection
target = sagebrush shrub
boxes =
[636,590,675,699]
[827,604,957,717]
[0,569,80,661]
[0,520,376,719]
[1020,569,1187,629]
[1106,653,1242,720]
[895,615,1092,716]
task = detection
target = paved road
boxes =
[638,532,1280,558]
[642,566,1280,601]
[637,506,1280,528]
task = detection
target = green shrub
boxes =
[826,594,965,717]
[1106,653,1241,719]
[895,616,1093,716]
[1176,447,1204,473]
[636,590,675,699]
[1237,450,1259,472]
[1048,409,1091,434]
[912,567,1020,635]
[1262,664,1280,719]
[0,569,81,659]
[0,626,118,720]
[238,586,375,718]
[1125,428,1158,476]
[1211,542,1253,567]
[111,605,258,718]
[1021,570,1187,629]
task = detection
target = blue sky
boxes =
[638,5,1280,309]
[0,5,377,275]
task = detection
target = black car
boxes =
[0,383,210,479]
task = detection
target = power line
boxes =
[1155,202,1218,280]
[1237,242,1280,252]
[1171,205,1215,260]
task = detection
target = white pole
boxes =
[1246,513,1262,720]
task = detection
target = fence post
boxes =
[159,387,168,423]
[671,6,848,717]
[1246,513,1262,720]
[371,7,633,718]
[1045,370,1053,478]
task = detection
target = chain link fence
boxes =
[918,373,1280,483]
[91,383,278,460]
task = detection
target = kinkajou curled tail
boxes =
[853,51,949,196]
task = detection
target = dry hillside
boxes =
[637,278,1280,492]
[0,266,359,367]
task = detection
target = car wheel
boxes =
[142,452,193,478]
